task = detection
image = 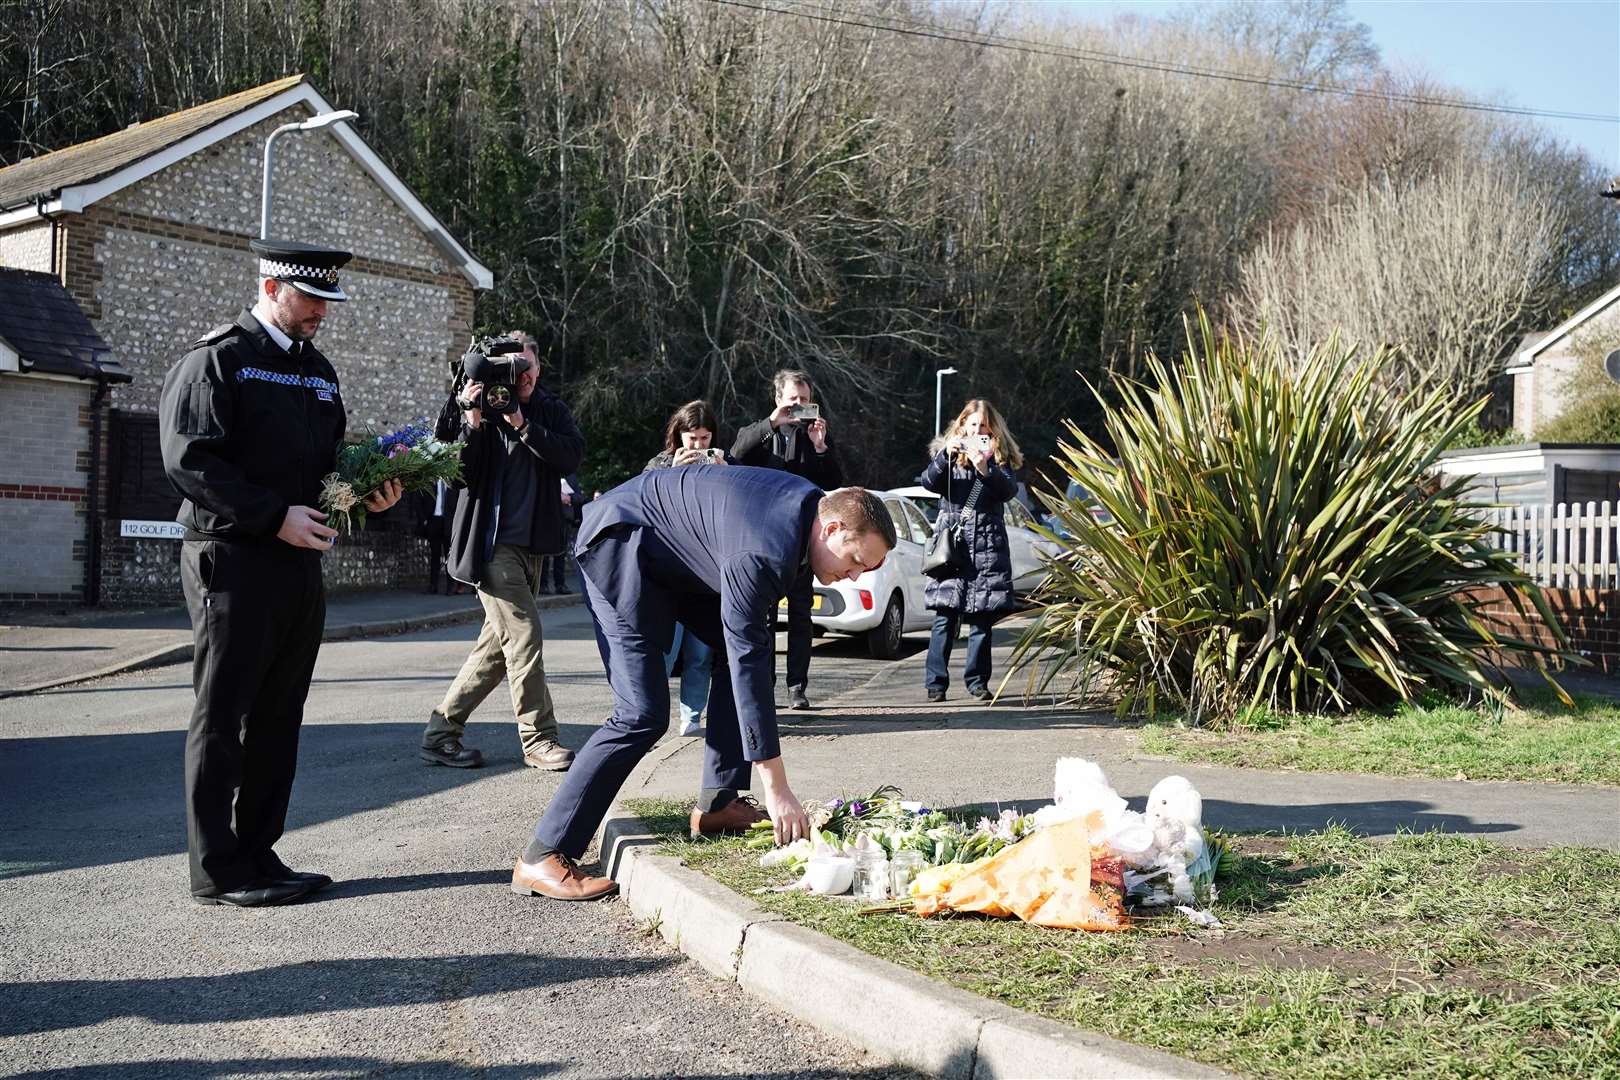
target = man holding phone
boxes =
[731,369,843,711]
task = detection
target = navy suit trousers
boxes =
[531,543,753,859]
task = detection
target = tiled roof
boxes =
[0,75,304,210]
[0,268,129,382]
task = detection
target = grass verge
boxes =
[628,799,1620,1080]
[1137,690,1620,786]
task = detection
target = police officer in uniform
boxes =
[160,239,402,907]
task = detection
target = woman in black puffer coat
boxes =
[918,398,1025,702]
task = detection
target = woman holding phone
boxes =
[916,399,1024,702]
[644,401,730,733]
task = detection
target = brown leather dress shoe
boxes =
[689,796,768,839]
[510,854,618,901]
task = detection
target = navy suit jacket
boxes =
[574,466,824,761]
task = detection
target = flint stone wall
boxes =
[0,220,53,272]
[96,528,433,608]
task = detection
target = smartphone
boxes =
[789,403,820,422]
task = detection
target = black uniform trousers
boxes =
[774,563,813,690]
[531,533,750,860]
[180,539,325,896]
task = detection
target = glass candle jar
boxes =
[889,848,926,898]
[852,845,890,901]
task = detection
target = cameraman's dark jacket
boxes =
[440,387,585,587]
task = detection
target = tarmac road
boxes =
[0,605,922,1079]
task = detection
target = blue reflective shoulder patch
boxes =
[236,366,340,399]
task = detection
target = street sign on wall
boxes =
[119,520,185,540]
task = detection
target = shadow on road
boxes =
[947,796,1523,840]
[0,721,586,881]
[0,952,678,1038]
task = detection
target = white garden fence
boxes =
[1478,502,1620,588]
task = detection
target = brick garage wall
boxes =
[97,527,433,607]
[1473,585,1620,674]
[0,374,92,604]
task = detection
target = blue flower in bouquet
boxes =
[377,420,433,458]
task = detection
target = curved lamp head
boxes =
[937,367,959,377]
[298,110,358,131]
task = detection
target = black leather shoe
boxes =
[193,879,312,908]
[968,687,993,701]
[260,857,333,894]
[274,869,333,892]
[421,739,484,768]
[927,688,946,702]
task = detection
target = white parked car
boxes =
[885,485,1057,593]
[778,489,938,658]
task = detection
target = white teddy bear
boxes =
[1036,759,1215,907]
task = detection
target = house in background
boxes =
[1504,280,1620,436]
[1435,443,1620,507]
[0,75,491,606]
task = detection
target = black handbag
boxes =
[922,470,982,580]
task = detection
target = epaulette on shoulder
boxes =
[190,323,239,349]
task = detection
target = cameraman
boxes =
[730,369,842,711]
[419,330,585,771]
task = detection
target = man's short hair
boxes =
[818,487,897,549]
[772,368,814,400]
[507,329,541,354]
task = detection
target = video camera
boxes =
[451,335,530,415]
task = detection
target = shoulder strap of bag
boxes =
[960,475,984,514]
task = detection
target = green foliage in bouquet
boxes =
[1009,312,1573,726]
[320,422,464,534]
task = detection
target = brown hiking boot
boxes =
[510,854,618,901]
[690,795,767,839]
[523,740,575,771]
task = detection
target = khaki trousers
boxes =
[423,544,559,754]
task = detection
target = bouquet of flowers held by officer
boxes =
[319,421,463,534]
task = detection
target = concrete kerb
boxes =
[0,593,581,699]
[597,806,1230,1080]
[0,641,197,699]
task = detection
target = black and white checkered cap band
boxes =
[259,258,340,285]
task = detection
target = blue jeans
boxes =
[924,611,993,694]
[664,623,713,725]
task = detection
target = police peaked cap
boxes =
[250,238,353,301]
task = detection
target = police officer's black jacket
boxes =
[160,310,345,547]
[437,386,585,587]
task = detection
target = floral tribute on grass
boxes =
[319,421,463,534]
[745,761,1227,933]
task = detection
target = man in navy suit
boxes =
[511,467,897,900]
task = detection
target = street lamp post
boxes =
[934,366,959,436]
[260,110,358,239]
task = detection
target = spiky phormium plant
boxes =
[1009,314,1571,726]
